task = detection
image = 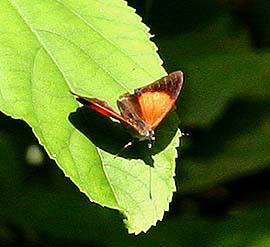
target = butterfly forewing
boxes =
[137,91,173,129]
[122,71,184,130]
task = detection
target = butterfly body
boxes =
[75,71,184,142]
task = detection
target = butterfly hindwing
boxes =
[117,94,147,134]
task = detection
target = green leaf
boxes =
[0,0,180,234]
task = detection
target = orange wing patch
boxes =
[138,91,174,129]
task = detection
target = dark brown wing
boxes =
[135,71,184,99]
[118,71,184,130]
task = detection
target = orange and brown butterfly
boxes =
[73,71,184,144]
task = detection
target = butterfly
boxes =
[73,71,184,146]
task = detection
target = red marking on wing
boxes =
[138,91,175,129]
[89,103,115,117]
[76,97,129,124]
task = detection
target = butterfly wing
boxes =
[75,96,131,125]
[118,71,184,130]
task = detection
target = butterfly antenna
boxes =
[113,141,133,159]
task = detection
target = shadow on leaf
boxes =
[69,106,179,166]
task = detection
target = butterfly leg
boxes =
[113,141,133,159]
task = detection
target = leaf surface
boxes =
[0,0,180,233]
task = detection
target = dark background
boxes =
[1,0,270,246]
